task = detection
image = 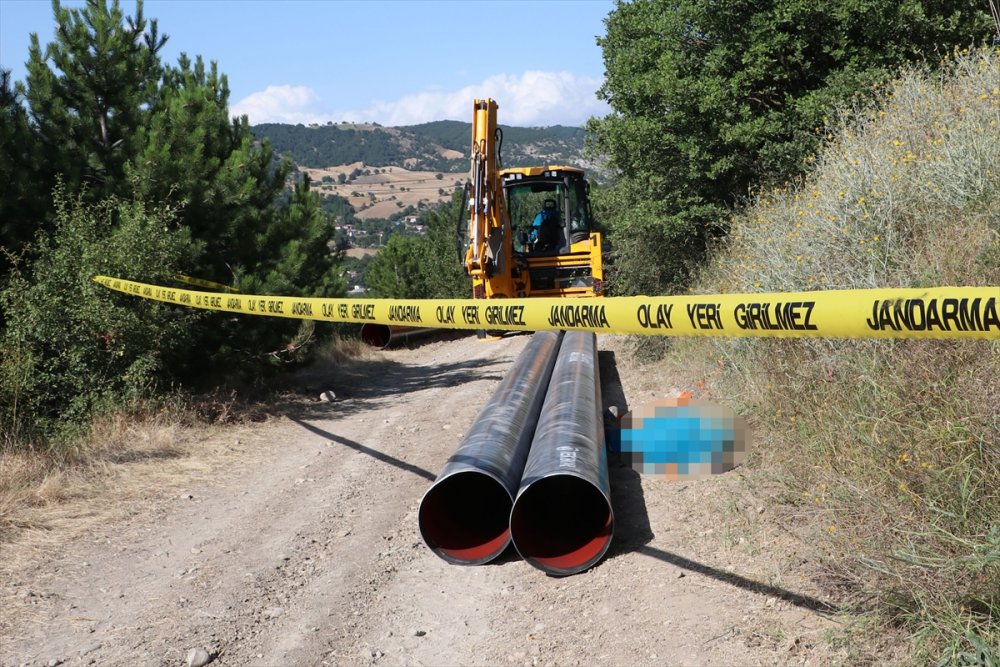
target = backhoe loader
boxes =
[462,99,604,300]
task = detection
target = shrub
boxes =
[1,185,196,446]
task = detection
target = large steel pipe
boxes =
[418,331,564,564]
[360,324,441,349]
[510,331,613,576]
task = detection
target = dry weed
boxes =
[685,47,1000,663]
[0,405,276,576]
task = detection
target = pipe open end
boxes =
[418,471,513,565]
[510,475,614,576]
[360,324,391,349]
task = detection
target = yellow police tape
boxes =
[173,274,240,293]
[93,276,999,340]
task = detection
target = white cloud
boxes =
[232,72,610,127]
[341,71,610,127]
[230,85,325,125]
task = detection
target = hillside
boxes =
[670,48,1000,661]
[397,120,597,172]
[252,120,606,179]
[253,121,608,221]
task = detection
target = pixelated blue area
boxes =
[606,401,747,477]
[619,413,737,473]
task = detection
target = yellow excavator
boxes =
[462,99,604,300]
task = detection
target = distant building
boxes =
[399,215,426,235]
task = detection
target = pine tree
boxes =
[4,0,345,386]
[253,174,344,298]
[128,53,287,282]
[23,0,165,208]
[0,70,43,270]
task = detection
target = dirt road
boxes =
[1,333,841,666]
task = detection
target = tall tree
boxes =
[128,53,288,282]
[364,193,469,300]
[366,234,427,299]
[588,0,993,295]
[417,191,471,299]
[251,173,344,298]
[23,0,165,208]
[0,70,42,269]
[4,0,344,384]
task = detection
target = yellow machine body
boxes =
[464,99,604,300]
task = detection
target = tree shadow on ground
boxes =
[269,353,507,421]
[373,329,471,351]
[288,416,437,482]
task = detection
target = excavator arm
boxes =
[465,99,516,298]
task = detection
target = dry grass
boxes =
[668,47,1000,663]
[344,247,380,259]
[0,404,282,577]
[315,334,373,366]
[703,48,999,294]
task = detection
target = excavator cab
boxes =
[501,166,603,296]
[505,168,594,256]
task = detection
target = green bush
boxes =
[365,193,468,299]
[1,185,196,446]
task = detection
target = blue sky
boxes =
[1,0,615,126]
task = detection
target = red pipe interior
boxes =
[360,323,391,348]
[418,471,514,565]
[510,475,613,576]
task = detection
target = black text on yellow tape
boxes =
[172,274,240,293]
[93,276,999,340]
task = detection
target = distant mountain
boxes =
[251,120,608,179]
[396,121,595,171]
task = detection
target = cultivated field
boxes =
[301,163,467,220]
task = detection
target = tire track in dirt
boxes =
[1,333,841,666]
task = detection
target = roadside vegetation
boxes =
[0,0,468,546]
[1,0,346,449]
[659,48,999,663]
[364,192,469,299]
[587,4,997,658]
[1,0,996,661]
[589,0,994,297]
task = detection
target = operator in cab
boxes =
[528,198,561,252]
